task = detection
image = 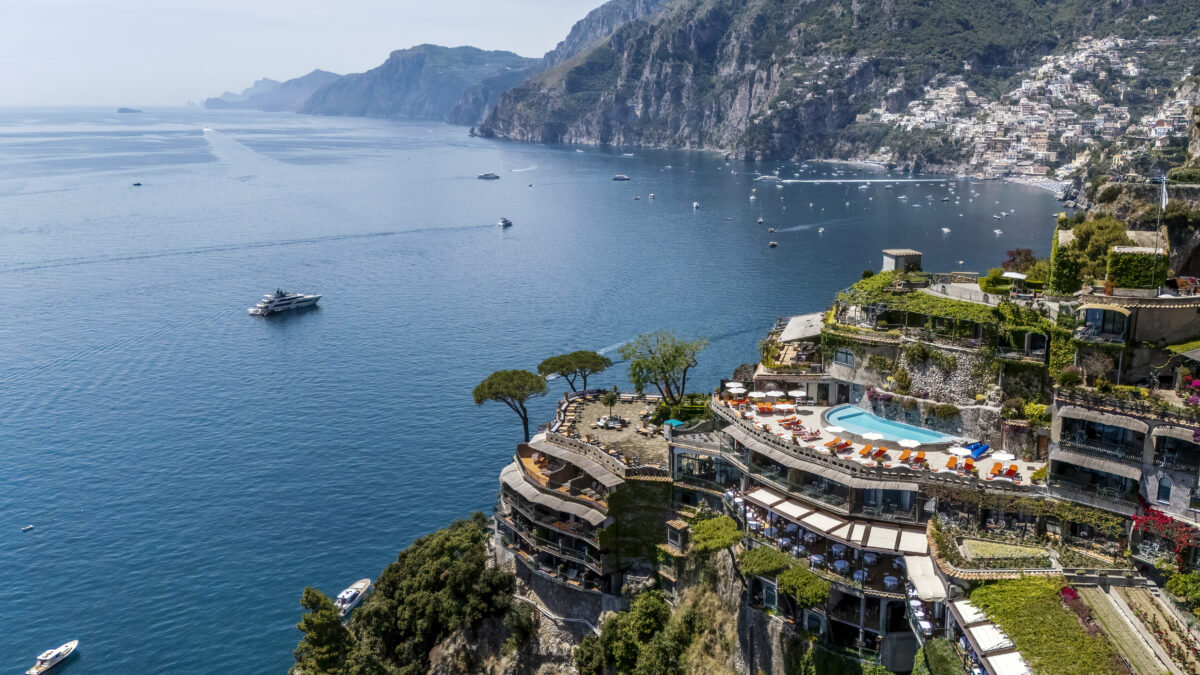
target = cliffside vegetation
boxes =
[292,513,518,675]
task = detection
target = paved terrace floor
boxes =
[557,399,670,469]
[722,400,1043,485]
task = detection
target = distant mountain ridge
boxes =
[300,45,536,120]
[204,70,341,112]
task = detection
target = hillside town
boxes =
[869,36,1199,188]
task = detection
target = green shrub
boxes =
[1023,401,1049,426]
[912,638,963,675]
[892,368,912,395]
[1168,167,1200,183]
[979,267,1012,294]
[691,516,741,554]
[1106,249,1169,289]
[778,566,830,611]
[931,403,959,419]
[1096,185,1121,203]
[737,546,795,578]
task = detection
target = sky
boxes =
[0,0,603,106]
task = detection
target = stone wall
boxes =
[896,342,990,406]
[865,393,1004,445]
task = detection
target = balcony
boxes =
[1056,387,1200,426]
[499,494,600,546]
[1057,439,1143,466]
[1047,478,1138,516]
[497,514,603,573]
[1155,453,1200,473]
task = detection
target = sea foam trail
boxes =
[510,166,537,172]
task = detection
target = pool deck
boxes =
[725,399,1036,484]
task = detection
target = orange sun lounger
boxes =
[962,458,974,472]
[1005,464,1018,478]
[873,447,887,459]
[898,449,911,462]
[859,444,874,457]
[945,456,958,471]
[989,462,1002,477]
[824,437,842,448]
[914,451,926,464]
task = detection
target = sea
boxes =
[0,108,1063,673]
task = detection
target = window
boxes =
[1158,476,1172,503]
[834,348,856,366]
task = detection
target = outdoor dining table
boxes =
[733,496,744,504]
[852,570,868,583]
[809,554,825,566]
[863,552,878,566]
[892,558,906,570]
[884,576,899,591]
[831,543,847,557]
[779,537,792,548]
[748,521,760,530]
[918,620,933,634]
[833,559,850,573]
[804,532,818,544]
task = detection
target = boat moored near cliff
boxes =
[25,640,78,675]
[334,579,371,617]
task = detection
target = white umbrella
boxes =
[724,381,744,389]
[991,451,1015,462]
[948,446,971,456]
[898,439,921,448]
[825,426,845,434]
[748,391,766,399]
[788,389,806,398]
[727,385,746,392]
[862,432,884,441]
[764,390,785,397]
[775,403,796,411]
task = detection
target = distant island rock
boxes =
[116,108,142,113]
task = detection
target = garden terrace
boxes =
[549,395,671,470]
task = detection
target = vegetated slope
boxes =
[301,45,538,120]
[1076,586,1168,675]
[480,0,1200,160]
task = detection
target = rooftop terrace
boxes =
[550,394,671,471]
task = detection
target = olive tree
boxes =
[538,350,613,391]
[619,332,707,407]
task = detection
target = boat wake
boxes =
[510,166,537,172]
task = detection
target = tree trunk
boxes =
[521,413,530,442]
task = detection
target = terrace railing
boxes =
[498,514,604,573]
[499,495,601,547]
[1058,439,1144,466]
[544,430,631,477]
[1056,387,1200,425]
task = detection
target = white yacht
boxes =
[335,579,371,617]
[26,640,77,675]
[248,290,320,316]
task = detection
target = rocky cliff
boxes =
[205,70,342,112]
[447,0,674,125]
[301,45,537,120]
[480,0,1190,160]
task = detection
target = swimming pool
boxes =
[825,405,955,444]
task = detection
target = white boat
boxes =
[477,172,499,180]
[768,241,778,248]
[994,229,1004,235]
[335,579,371,617]
[498,217,512,228]
[612,174,631,181]
[857,184,869,190]
[941,227,952,233]
[692,202,699,209]
[248,290,321,316]
[817,227,824,233]
[26,640,77,675]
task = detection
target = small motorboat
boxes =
[992,214,1003,219]
[612,174,631,181]
[633,195,640,200]
[818,227,824,233]
[26,640,78,674]
[749,195,757,201]
[477,172,500,180]
[941,227,952,233]
[22,524,33,532]
[648,193,655,199]
[768,241,778,248]
[994,229,1003,235]
[692,202,700,209]
[132,182,142,187]
[757,217,764,224]
[767,227,776,233]
[497,217,512,228]
[334,579,372,618]
[857,184,869,190]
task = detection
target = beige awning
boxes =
[773,499,812,522]
[986,652,1033,675]
[725,424,919,491]
[850,523,869,545]
[1051,447,1142,481]
[867,525,900,551]
[968,623,1014,654]
[744,487,786,509]
[905,555,946,602]
[898,529,930,554]
[500,462,606,526]
[951,599,988,626]
[1078,303,1131,316]
[828,521,853,541]
[801,511,844,535]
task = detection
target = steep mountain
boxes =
[204,78,280,108]
[205,70,342,112]
[300,45,537,120]
[447,0,674,125]
[480,0,1200,159]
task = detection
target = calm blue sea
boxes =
[0,108,1062,673]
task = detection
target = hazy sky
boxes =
[1,0,603,106]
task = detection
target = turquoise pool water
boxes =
[825,405,954,444]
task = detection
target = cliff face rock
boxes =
[480,0,1178,159]
[205,70,342,112]
[203,78,280,108]
[301,45,537,120]
[447,0,674,125]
